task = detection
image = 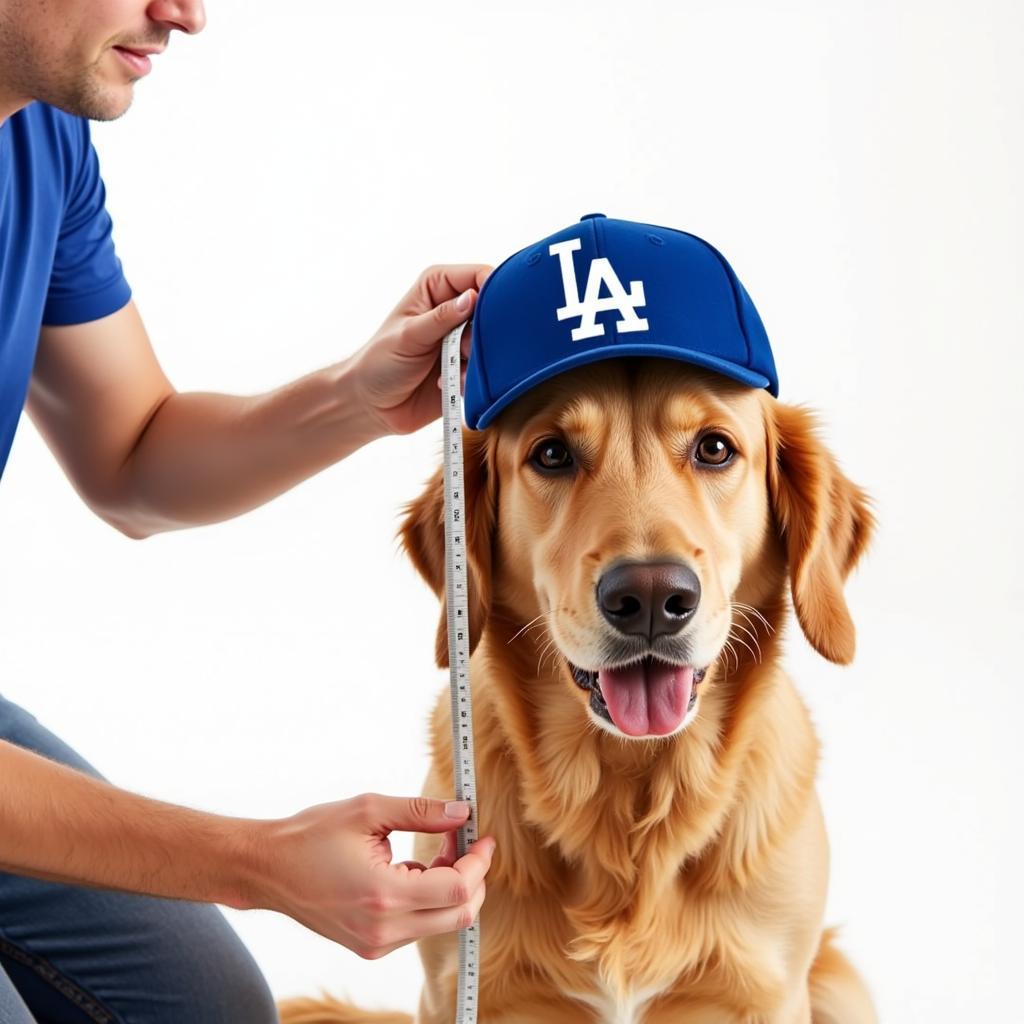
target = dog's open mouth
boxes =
[569,656,707,737]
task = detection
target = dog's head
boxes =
[401,358,872,742]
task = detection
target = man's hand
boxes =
[0,743,495,958]
[248,793,497,959]
[349,264,491,437]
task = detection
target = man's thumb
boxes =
[401,291,476,356]
[367,794,471,833]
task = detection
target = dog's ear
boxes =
[399,429,496,668]
[766,403,874,665]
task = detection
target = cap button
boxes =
[580,212,606,220]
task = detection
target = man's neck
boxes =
[0,96,33,127]
[0,77,33,125]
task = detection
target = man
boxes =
[0,0,496,1019]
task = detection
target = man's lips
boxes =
[112,45,163,76]
[569,656,707,736]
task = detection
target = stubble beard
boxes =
[50,55,136,122]
[0,21,134,122]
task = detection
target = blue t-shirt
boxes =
[0,102,132,481]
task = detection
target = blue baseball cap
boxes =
[464,214,779,430]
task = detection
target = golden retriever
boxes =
[278,358,877,1023]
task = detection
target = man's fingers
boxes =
[428,829,458,869]
[405,875,486,940]
[418,264,491,309]
[365,872,487,959]
[395,860,429,872]
[356,794,471,835]
[397,264,491,313]
[369,880,486,957]
[393,837,496,911]
[404,295,476,358]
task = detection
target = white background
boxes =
[0,0,1020,1019]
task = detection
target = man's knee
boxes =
[100,901,279,1024]
[181,940,279,1024]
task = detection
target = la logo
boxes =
[549,238,649,341]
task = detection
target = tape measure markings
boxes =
[441,322,480,1024]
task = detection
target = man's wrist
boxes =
[329,352,392,448]
[216,815,275,911]
[221,814,304,916]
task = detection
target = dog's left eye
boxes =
[695,434,735,466]
[529,438,574,472]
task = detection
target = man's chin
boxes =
[51,92,132,122]
[86,93,134,122]
[42,70,135,122]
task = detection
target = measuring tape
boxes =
[441,322,481,1024]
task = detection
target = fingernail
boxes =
[445,801,470,818]
[455,289,472,312]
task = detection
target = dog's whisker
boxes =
[730,619,760,647]
[508,608,571,647]
[730,607,767,641]
[728,603,770,666]
[733,601,774,634]
[728,619,764,663]
[507,611,552,645]
[727,630,760,665]
[541,637,564,676]
[721,639,738,677]
[535,630,564,678]
[536,638,552,671]
[522,620,553,635]
[535,635,554,677]
[733,613,771,647]
[731,607,763,636]
[523,617,565,643]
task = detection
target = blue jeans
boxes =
[0,694,279,1023]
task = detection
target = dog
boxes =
[278,357,877,1023]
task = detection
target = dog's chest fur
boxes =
[564,982,670,1024]
[414,650,817,1022]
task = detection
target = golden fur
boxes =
[279,360,877,1023]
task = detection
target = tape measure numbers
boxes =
[441,322,481,1024]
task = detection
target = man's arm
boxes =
[0,738,496,957]
[0,738,257,905]
[27,265,487,538]
[27,299,383,538]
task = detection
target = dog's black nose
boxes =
[597,561,701,639]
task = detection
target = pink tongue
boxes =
[597,661,694,736]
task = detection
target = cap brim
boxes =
[467,343,771,429]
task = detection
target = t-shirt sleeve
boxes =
[41,119,132,326]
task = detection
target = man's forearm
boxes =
[28,271,482,538]
[110,356,385,538]
[0,738,263,908]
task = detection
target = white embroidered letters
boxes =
[549,238,649,341]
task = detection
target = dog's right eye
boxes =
[529,438,574,473]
